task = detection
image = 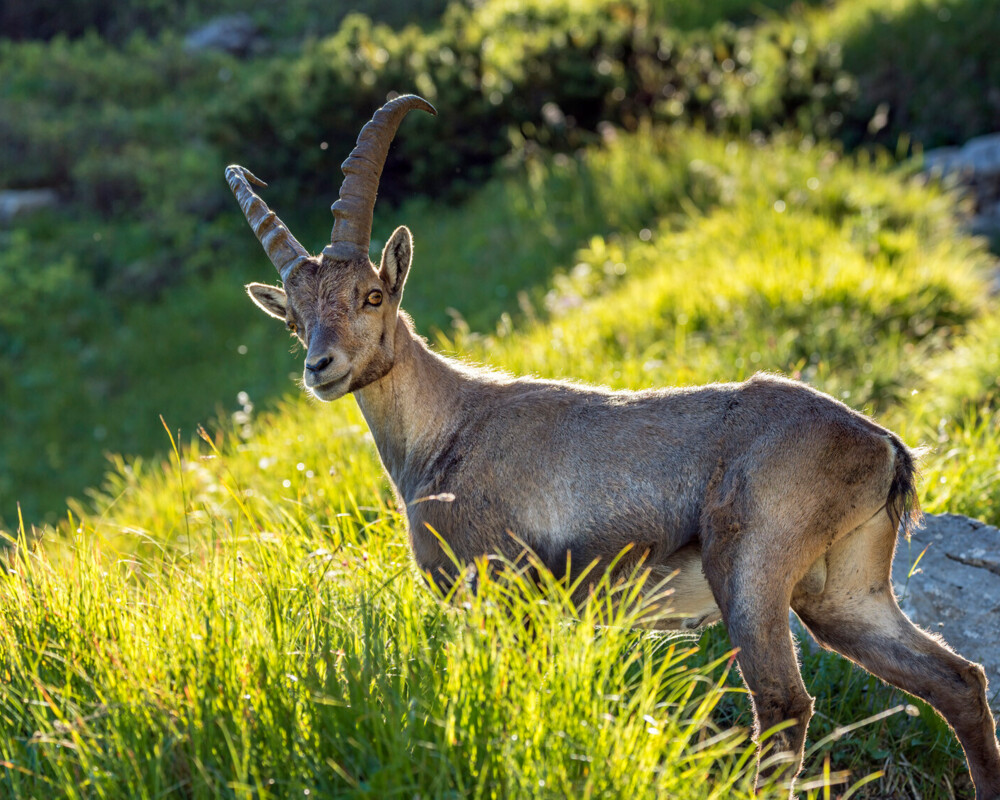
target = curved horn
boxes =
[325,94,437,261]
[226,165,310,283]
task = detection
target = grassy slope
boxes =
[3,127,999,798]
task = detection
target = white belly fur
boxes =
[635,545,722,631]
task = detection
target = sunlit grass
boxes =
[2,506,778,798]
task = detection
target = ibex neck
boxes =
[353,312,470,501]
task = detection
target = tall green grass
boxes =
[2,505,776,798]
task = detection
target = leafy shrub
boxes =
[0,225,109,519]
[211,2,855,204]
[647,0,827,31]
[0,34,238,295]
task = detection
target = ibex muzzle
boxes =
[228,96,1000,798]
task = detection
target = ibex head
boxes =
[227,94,436,401]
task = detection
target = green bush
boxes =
[0,34,238,295]
[648,0,827,31]
[0,226,108,518]
[210,2,855,204]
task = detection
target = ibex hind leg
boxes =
[793,510,1000,799]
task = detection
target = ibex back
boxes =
[227,95,1000,797]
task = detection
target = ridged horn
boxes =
[226,165,311,283]
[324,94,437,261]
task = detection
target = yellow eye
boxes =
[287,321,297,334]
[366,290,383,306]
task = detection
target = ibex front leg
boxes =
[702,529,816,793]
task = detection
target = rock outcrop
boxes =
[0,189,58,224]
[923,133,1000,241]
[184,14,259,57]
[891,513,1000,710]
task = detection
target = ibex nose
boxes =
[306,355,332,373]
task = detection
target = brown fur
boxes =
[244,226,1000,798]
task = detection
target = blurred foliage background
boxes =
[2,0,999,525]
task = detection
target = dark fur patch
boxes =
[886,432,921,537]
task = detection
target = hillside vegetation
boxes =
[3,0,1000,797]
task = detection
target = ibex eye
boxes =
[366,290,383,306]
[287,321,297,334]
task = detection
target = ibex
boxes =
[227,95,1000,797]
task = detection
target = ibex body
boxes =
[228,95,1000,797]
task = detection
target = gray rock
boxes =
[794,513,1000,712]
[923,133,1000,239]
[923,133,1000,180]
[921,145,964,177]
[184,14,258,56]
[892,513,1000,711]
[0,189,58,223]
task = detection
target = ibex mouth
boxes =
[309,371,352,401]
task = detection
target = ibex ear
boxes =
[379,225,412,297]
[246,283,288,320]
